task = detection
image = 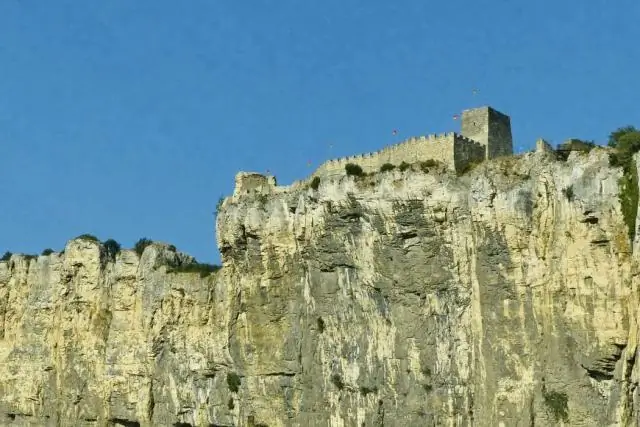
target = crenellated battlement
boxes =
[322,132,459,167]
[312,131,476,178]
[230,106,513,198]
[311,107,512,178]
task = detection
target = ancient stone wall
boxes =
[233,172,277,197]
[313,133,457,177]
[453,134,486,172]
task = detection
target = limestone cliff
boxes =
[1,147,640,427]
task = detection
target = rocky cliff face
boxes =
[1,147,639,427]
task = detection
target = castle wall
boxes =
[230,106,512,199]
[453,134,486,172]
[313,133,457,177]
[487,108,513,158]
[233,172,277,197]
[536,138,553,153]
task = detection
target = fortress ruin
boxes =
[233,106,513,197]
[313,105,513,177]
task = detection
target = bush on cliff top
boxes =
[380,163,395,172]
[310,176,321,190]
[215,196,224,216]
[103,239,122,260]
[608,126,638,148]
[1,251,11,261]
[75,234,99,242]
[134,238,153,257]
[609,127,640,242]
[420,159,440,173]
[345,163,364,177]
[169,262,221,278]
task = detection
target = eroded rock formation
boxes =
[1,147,639,426]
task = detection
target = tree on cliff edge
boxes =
[608,125,639,148]
[608,125,640,242]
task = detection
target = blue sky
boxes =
[1,1,638,264]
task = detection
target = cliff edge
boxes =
[1,147,639,426]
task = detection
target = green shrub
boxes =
[359,386,378,396]
[380,163,395,172]
[76,234,99,242]
[457,162,480,176]
[543,389,569,422]
[227,397,235,410]
[562,185,574,201]
[227,372,241,393]
[317,317,325,333]
[420,160,439,173]
[41,248,54,256]
[609,129,640,241]
[134,238,153,257]
[1,251,12,261]
[215,196,225,216]
[331,373,344,390]
[167,244,177,252]
[619,163,639,242]
[608,126,638,147]
[554,139,596,162]
[345,163,364,176]
[398,161,411,172]
[169,262,221,278]
[310,176,321,190]
[103,239,121,259]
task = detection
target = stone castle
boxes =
[313,106,513,178]
[233,106,513,197]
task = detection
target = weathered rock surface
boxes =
[1,147,640,426]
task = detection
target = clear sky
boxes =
[1,1,638,264]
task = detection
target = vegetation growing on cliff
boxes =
[309,176,321,190]
[555,139,597,161]
[419,159,440,173]
[457,161,480,176]
[75,233,99,242]
[226,372,241,393]
[103,239,122,261]
[398,161,411,171]
[331,373,345,390]
[134,238,153,256]
[1,251,11,261]
[562,185,574,201]
[168,262,221,278]
[345,163,364,176]
[608,126,640,241]
[215,196,224,216]
[380,163,395,172]
[543,389,569,422]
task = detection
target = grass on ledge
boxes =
[167,262,222,278]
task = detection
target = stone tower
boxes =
[460,106,513,159]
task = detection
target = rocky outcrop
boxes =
[1,147,639,426]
